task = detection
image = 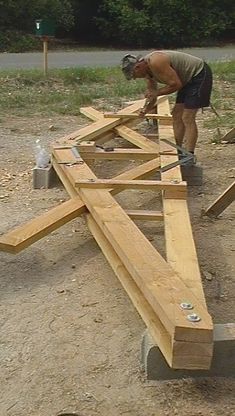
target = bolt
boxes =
[180,302,193,310]
[171,179,180,184]
[187,313,201,322]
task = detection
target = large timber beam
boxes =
[157,98,207,306]
[0,197,86,254]
[87,214,212,370]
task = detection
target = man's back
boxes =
[144,50,204,85]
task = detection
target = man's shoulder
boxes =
[145,51,170,67]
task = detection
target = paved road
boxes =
[0,46,234,70]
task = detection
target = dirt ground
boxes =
[0,106,235,416]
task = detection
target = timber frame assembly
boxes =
[1,96,229,373]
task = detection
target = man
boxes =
[121,51,213,164]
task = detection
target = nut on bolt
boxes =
[180,302,193,310]
[187,313,201,322]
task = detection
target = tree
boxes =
[95,0,235,47]
[0,0,74,32]
[70,0,100,42]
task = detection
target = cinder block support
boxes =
[141,323,235,380]
[181,164,203,186]
[32,164,59,189]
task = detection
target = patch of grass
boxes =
[210,61,235,82]
[0,67,146,116]
[204,112,235,129]
[203,108,235,145]
[202,62,235,133]
[0,61,234,117]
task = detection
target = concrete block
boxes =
[32,164,58,189]
[181,164,203,186]
[141,323,235,380]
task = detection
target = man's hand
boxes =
[138,107,146,118]
[145,89,157,101]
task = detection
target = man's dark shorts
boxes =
[176,63,213,109]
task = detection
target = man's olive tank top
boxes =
[144,50,204,86]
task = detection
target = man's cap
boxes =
[121,54,142,80]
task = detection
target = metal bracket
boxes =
[57,161,84,166]
[96,144,115,152]
[57,146,84,166]
[71,146,81,158]
[159,139,194,173]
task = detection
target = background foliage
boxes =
[0,0,234,51]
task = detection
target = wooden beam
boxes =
[220,127,235,143]
[0,197,86,254]
[157,97,207,306]
[79,148,159,161]
[104,112,172,121]
[79,97,167,123]
[87,214,212,370]
[68,117,123,143]
[125,210,163,221]
[205,181,235,217]
[75,178,187,195]
[52,157,78,198]
[60,101,146,145]
[53,148,213,346]
[80,100,145,122]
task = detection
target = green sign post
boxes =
[35,19,56,76]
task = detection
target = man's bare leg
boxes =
[172,103,185,147]
[182,108,199,152]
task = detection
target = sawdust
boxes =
[0,110,235,416]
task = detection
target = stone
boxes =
[181,164,203,186]
[141,323,235,380]
[32,164,58,189]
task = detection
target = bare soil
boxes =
[0,107,234,416]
